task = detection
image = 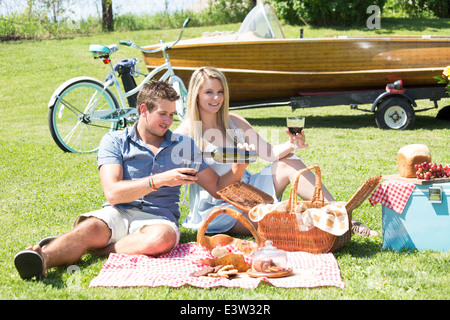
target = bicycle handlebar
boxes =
[119,40,133,47]
[119,17,191,54]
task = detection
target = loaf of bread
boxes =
[398,144,431,178]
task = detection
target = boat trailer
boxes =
[230,81,448,130]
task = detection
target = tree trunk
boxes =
[102,0,114,32]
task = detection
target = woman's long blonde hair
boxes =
[186,66,235,150]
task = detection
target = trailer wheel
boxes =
[375,97,415,130]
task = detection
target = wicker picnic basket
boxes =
[197,206,262,272]
[197,206,262,252]
[217,165,381,254]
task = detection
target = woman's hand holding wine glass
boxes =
[286,116,308,151]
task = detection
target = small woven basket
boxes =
[197,206,262,254]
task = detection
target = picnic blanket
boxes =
[89,242,344,289]
[369,180,415,214]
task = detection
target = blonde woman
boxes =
[175,67,375,237]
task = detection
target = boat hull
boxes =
[143,37,450,103]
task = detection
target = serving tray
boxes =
[383,174,450,185]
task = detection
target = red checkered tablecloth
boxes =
[369,180,415,214]
[89,242,345,289]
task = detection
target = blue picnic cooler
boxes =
[382,182,450,252]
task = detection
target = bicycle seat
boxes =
[89,44,119,59]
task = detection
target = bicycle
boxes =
[48,18,191,153]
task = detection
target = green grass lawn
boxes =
[0,19,449,300]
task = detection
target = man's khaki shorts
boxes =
[74,206,180,248]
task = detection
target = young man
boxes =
[14,81,249,280]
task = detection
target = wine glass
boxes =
[177,159,201,205]
[286,116,305,153]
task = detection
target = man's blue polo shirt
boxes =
[97,124,207,225]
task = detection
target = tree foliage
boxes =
[384,0,450,18]
[268,0,387,26]
[268,0,448,26]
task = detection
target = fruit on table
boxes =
[415,162,450,180]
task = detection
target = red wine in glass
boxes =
[286,116,305,156]
[182,160,201,176]
[288,126,303,135]
[286,117,305,137]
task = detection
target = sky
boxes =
[0,0,201,19]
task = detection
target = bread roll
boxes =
[398,144,431,178]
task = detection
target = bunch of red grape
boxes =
[415,162,450,180]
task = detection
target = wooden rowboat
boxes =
[142,3,450,106]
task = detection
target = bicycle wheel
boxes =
[48,79,119,153]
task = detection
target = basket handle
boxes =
[287,165,324,211]
[197,206,262,248]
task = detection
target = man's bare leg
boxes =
[95,224,177,257]
[20,217,111,278]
